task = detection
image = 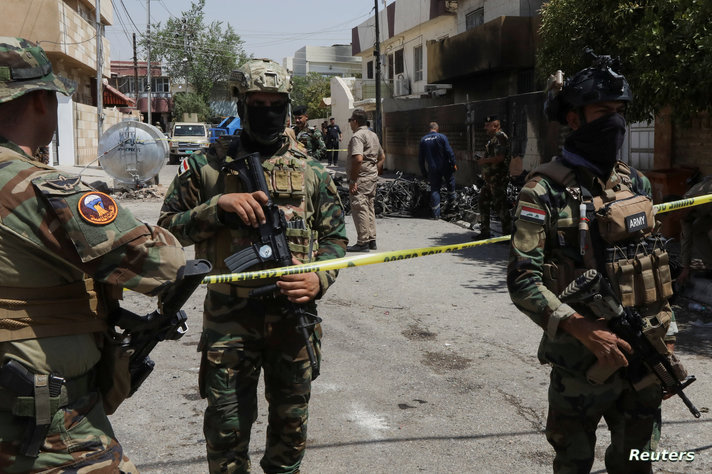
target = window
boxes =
[367,60,374,79]
[414,45,423,82]
[388,53,394,80]
[466,8,484,30]
[394,49,404,75]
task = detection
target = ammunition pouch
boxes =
[604,240,673,308]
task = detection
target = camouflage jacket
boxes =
[507,158,657,371]
[292,125,326,161]
[481,130,511,177]
[0,137,185,378]
[158,133,346,329]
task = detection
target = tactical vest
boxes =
[0,147,107,343]
[201,136,320,289]
[531,159,673,346]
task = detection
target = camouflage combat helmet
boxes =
[229,58,292,98]
[0,37,76,104]
[545,48,632,124]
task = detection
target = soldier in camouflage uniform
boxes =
[0,37,186,472]
[292,105,326,162]
[508,56,678,473]
[158,59,346,474]
[475,115,512,239]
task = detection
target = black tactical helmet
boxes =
[545,49,633,124]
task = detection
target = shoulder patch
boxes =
[178,158,190,176]
[518,205,546,224]
[77,192,119,225]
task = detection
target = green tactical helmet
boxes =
[230,58,292,99]
[0,37,76,104]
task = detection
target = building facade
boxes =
[287,44,361,77]
[1,0,135,166]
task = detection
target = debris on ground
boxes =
[113,185,165,200]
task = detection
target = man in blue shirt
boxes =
[419,122,457,218]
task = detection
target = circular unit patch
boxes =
[78,192,119,225]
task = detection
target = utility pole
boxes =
[95,0,103,140]
[133,33,139,109]
[374,0,382,143]
[146,0,152,125]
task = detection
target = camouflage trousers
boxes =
[479,171,511,234]
[350,175,378,245]
[428,169,456,218]
[0,390,137,473]
[200,307,321,474]
[546,367,662,474]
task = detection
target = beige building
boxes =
[1,0,135,166]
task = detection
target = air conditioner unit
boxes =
[394,74,411,96]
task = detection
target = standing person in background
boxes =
[419,121,457,219]
[475,115,512,239]
[0,37,187,472]
[292,105,326,161]
[325,117,342,166]
[346,108,385,252]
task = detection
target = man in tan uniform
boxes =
[346,108,385,252]
[0,37,187,472]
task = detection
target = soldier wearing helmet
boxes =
[508,51,680,472]
[159,58,346,473]
[0,37,187,471]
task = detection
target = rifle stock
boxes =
[111,259,212,396]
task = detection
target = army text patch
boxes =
[519,205,546,224]
[77,192,118,225]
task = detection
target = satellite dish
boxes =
[98,119,168,187]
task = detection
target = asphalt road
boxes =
[103,162,712,474]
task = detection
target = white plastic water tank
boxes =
[98,119,168,186]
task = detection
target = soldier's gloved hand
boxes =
[276,257,320,303]
[218,191,269,228]
[561,313,632,367]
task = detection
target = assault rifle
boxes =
[223,153,321,378]
[110,259,212,396]
[559,269,700,418]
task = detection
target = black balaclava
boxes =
[565,112,626,177]
[238,97,289,149]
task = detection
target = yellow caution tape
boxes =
[201,193,712,284]
[325,148,347,152]
[653,193,712,214]
[202,235,510,284]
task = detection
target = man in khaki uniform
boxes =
[0,37,187,472]
[346,108,385,252]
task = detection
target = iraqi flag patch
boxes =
[178,158,190,176]
[518,205,546,224]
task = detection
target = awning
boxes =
[103,83,135,107]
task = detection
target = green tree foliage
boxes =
[172,91,211,122]
[539,0,712,122]
[291,73,331,119]
[144,0,249,114]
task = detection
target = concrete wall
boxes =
[74,103,134,166]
